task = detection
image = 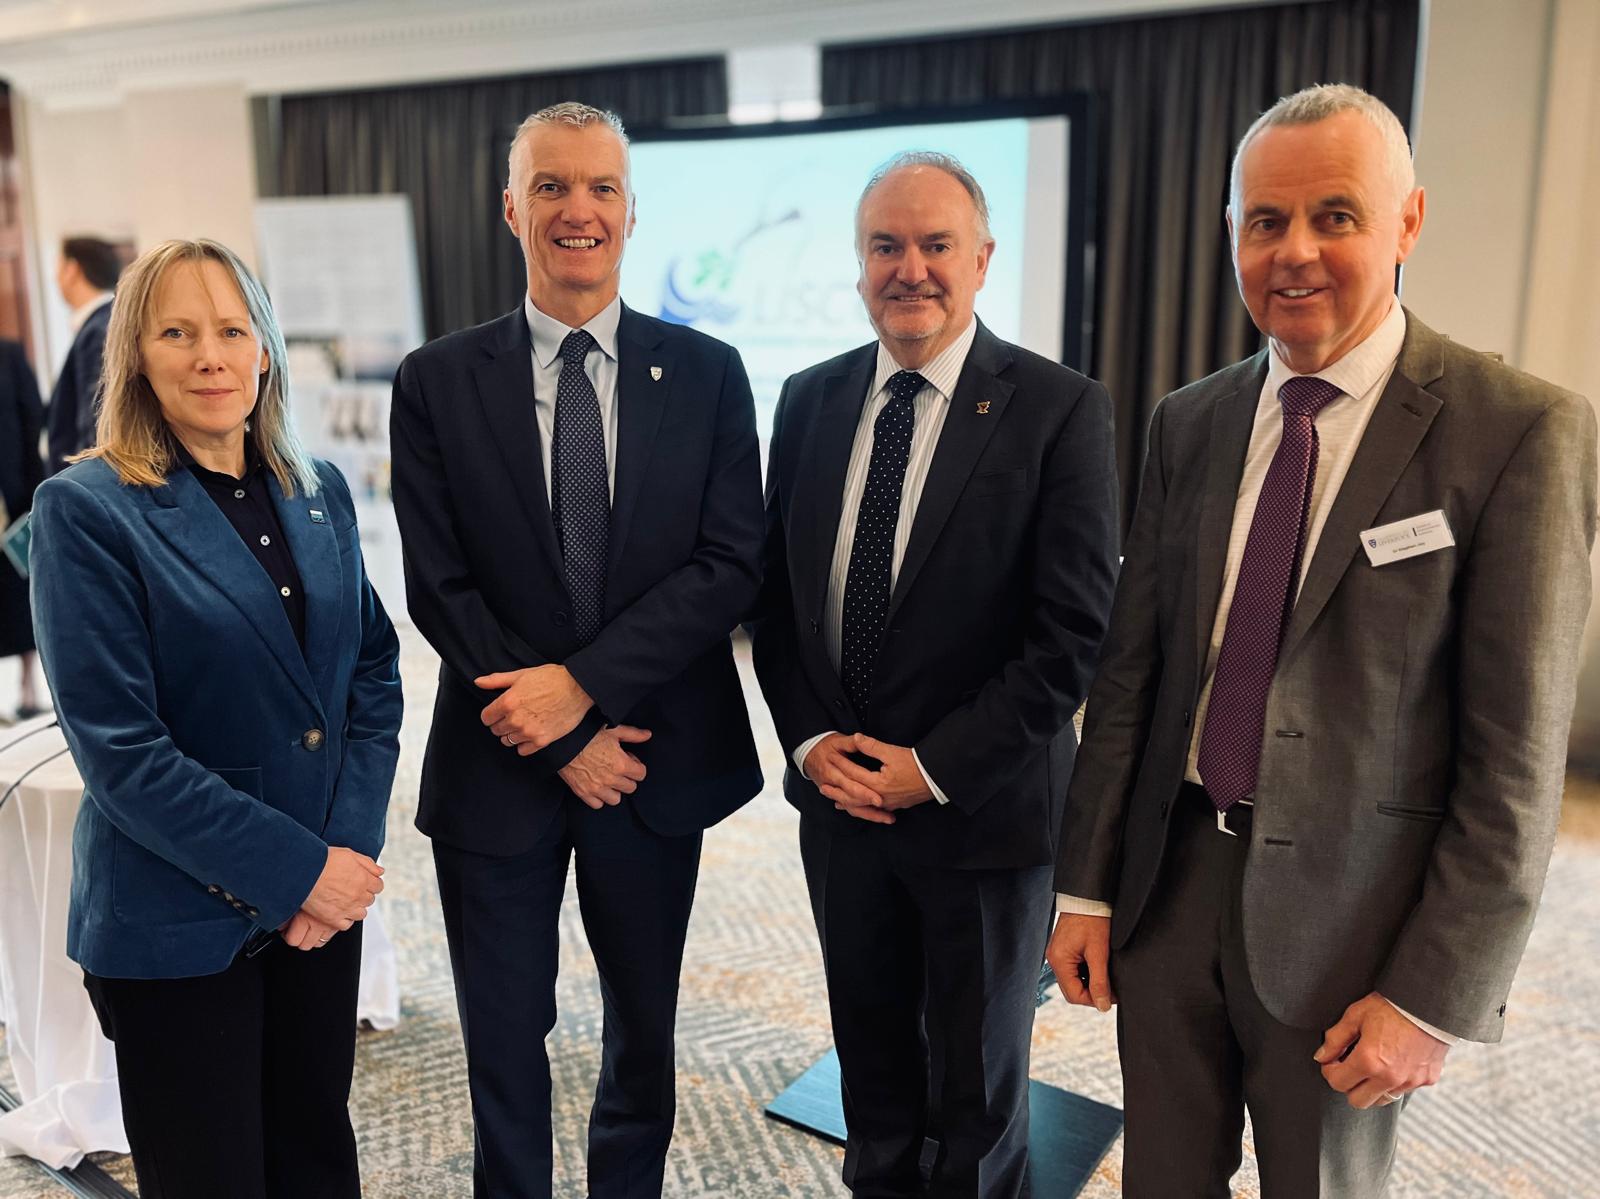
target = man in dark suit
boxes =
[390,102,763,1199]
[47,236,122,474]
[1048,85,1596,1196]
[751,152,1120,1197]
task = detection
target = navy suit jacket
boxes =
[751,323,1121,869]
[46,301,110,475]
[391,302,764,856]
[30,456,402,979]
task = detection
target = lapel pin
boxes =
[309,509,326,524]
[976,401,991,415]
[650,366,663,382]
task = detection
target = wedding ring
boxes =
[318,936,330,945]
[502,734,515,747]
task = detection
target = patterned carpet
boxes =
[3,624,1599,1197]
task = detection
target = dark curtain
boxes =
[256,59,727,339]
[822,0,1421,527]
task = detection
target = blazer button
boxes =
[554,611,569,627]
[302,728,325,751]
[1158,801,1169,819]
[207,884,221,895]
[222,891,235,903]
[246,906,260,918]
[809,619,819,634]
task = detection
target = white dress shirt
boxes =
[792,317,980,804]
[1053,301,1458,1043]
[525,294,622,501]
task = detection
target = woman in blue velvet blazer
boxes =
[29,238,402,1199]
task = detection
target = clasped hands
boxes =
[281,846,384,951]
[477,665,652,811]
[1046,914,1449,1107]
[804,732,934,825]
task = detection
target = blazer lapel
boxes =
[607,306,669,575]
[886,326,1013,621]
[144,471,320,710]
[805,348,876,618]
[1279,317,1445,662]
[271,474,343,706]
[472,308,563,579]
[1193,356,1267,682]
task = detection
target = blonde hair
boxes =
[77,238,320,496]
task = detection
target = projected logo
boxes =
[657,207,801,326]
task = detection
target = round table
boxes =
[0,715,400,1169]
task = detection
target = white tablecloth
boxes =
[0,716,400,1169]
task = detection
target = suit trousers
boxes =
[82,923,364,1199]
[433,798,703,1199]
[800,814,1053,1199]
[1114,784,1404,1197]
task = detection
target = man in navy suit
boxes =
[390,102,764,1199]
[751,153,1120,1196]
[47,236,122,474]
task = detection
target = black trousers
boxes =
[800,815,1054,1199]
[1115,784,1404,1198]
[433,798,703,1199]
[82,923,364,1199]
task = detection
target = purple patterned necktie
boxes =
[1196,375,1342,811]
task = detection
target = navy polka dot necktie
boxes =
[1197,374,1342,810]
[840,370,926,721]
[550,329,608,645]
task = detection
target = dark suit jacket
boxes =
[47,300,111,475]
[1055,312,1597,1040]
[391,302,764,856]
[31,457,402,979]
[0,340,43,520]
[751,323,1121,870]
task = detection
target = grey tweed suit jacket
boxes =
[1054,311,1597,1042]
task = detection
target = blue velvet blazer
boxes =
[29,456,402,979]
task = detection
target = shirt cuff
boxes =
[793,732,832,780]
[910,748,950,805]
[1381,997,1461,1046]
[1055,894,1113,917]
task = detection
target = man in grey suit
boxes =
[1047,83,1597,1196]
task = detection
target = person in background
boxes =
[0,337,43,717]
[751,151,1120,1198]
[47,235,122,474]
[30,238,403,1199]
[1049,83,1597,1196]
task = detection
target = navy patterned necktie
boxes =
[840,369,927,720]
[1196,374,1342,810]
[550,329,608,645]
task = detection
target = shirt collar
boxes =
[68,291,114,333]
[175,437,262,484]
[871,316,979,403]
[1266,298,1407,406]
[526,293,622,370]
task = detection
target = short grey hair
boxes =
[856,150,993,249]
[507,101,630,190]
[1229,83,1416,218]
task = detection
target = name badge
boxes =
[1360,510,1455,566]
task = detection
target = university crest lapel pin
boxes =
[976,401,991,415]
[650,366,663,382]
